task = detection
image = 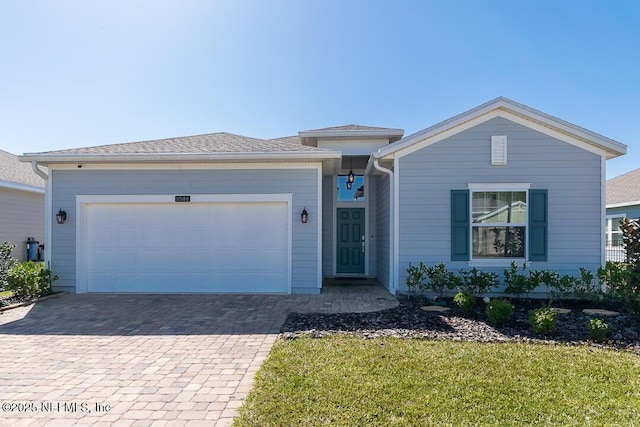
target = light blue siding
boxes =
[376,174,390,289]
[322,175,334,276]
[397,116,603,292]
[0,188,44,261]
[50,168,319,294]
[607,205,640,220]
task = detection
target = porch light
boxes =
[346,170,355,190]
[300,207,309,224]
[56,209,67,224]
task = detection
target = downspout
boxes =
[31,161,48,180]
[372,154,395,294]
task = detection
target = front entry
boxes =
[336,208,365,274]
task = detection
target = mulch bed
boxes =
[282,296,640,353]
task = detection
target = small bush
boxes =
[486,299,514,325]
[0,241,17,290]
[503,262,538,298]
[405,262,428,295]
[425,263,457,298]
[459,268,499,297]
[453,291,475,315]
[587,318,608,342]
[529,307,557,334]
[5,262,57,299]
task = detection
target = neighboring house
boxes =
[0,149,45,261]
[19,97,627,295]
[605,168,640,262]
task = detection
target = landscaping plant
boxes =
[424,262,457,298]
[503,261,538,298]
[587,318,608,342]
[405,262,428,295]
[0,241,17,290]
[5,261,57,299]
[486,299,514,325]
[458,267,498,297]
[539,270,577,303]
[453,291,475,315]
[529,307,557,334]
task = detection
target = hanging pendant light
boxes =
[345,157,355,190]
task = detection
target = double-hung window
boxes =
[451,184,547,263]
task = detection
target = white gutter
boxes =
[31,161,49,180]
[19,151,343,164]
[0,179,44,194]
[372,155,395,294]
[606,200,640,209]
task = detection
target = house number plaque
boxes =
[174,196,191,202]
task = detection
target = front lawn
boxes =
[235,337,640,426]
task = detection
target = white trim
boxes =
[606,200,640,209]
[601,156,607,265]
[0,180,44,194]
[75,193,294,294]
[388,110,612,161]
[45,161,325,171]
[467,183,531,191]
[317,167,323,289]
[21,151,342,164]
[468,185,530,262]
[392,156,400,294]
[491,135,507,166]
[372,158,394,292]
[44,178,52,270]
[375,98,625,160]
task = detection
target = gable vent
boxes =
[491,135,507,165]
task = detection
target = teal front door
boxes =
[336,208,365,274]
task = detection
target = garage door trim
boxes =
[75,193,293,294]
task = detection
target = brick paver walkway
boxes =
[0,285,397,426]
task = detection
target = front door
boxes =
[336,208,365,274]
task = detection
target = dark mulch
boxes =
[282,296,640,353]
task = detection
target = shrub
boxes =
[459,268,499,297]
[5,262,57,299]
[529,307,557,334]
[587,318,608,342]
[539,270,577,303]
[503,262,538,298]
[486,299,514,325]
[597,262,629,295]
[574,267,602,301]
[0,241,17,290]
[453,291,475,315]
[425,263,457,298]
[405,262,428,295]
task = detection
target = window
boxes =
[451,186,547,262]
[606,216,625,247]
[337,175,365,202]
[472,191,527,258]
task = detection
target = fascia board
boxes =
[298,129,404,139]
[0,179,44,194]
[376,98,626,159]
[19,151,342,164]
[606,201,640,209]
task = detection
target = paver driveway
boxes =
[0,287,397,426]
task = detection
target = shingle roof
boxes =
[607,168,640,206]
[269,135,302,145]
[304,124,402,132]
[38,132,326,155]
[0,149,45,188]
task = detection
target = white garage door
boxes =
[82,201,289,293]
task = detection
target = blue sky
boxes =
[1,1,638,178]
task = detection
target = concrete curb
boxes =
[0,292,67,312]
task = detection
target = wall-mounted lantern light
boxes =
[56,209,67,224]
[300,207,309,224]
[346,170,355,190]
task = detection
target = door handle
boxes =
[361,235,365,253]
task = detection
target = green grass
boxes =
[235,337,640,426]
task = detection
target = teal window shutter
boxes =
[451,190,470,261]
[528,189,548,261]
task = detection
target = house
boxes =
[0,149,45,261]
[19,97,627,295]
[605,168,640,262]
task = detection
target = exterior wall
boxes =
[397,116,603,293]
[376,174,391,289]
[367,176,377,277]
[0,188,44,261]
[607,205,640,220]
[50,167,320,294]
[322,175,334,277]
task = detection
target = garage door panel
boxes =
[84,201,290,293]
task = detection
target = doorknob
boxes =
[361,235,365,253]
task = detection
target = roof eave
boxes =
[606,200,640,209]
[0,179,44,193]
[298,129,404,139]
[19,151,343,164]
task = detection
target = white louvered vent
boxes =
[491,135,507,165]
